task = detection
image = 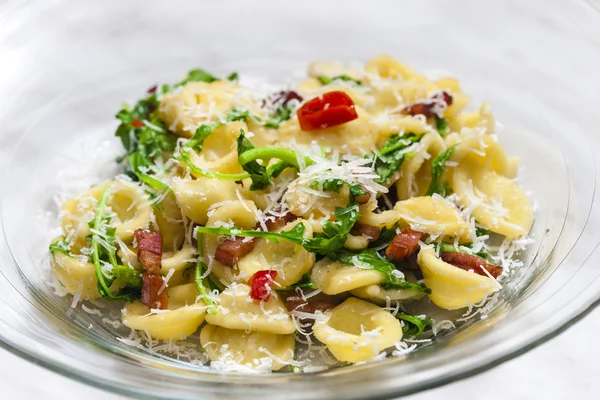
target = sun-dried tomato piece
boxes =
[249,270,278,301]
[297,91,358,131]
[214,237,256,267]
[385,227,426,261]
[140,272,168,309]
[440,252,503,279]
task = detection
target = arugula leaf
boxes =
[178,68,218,86]
[328,248,431,294]
[396,313,432,337]
[111,266,143,288]
[275,273,316,292]
[175,149,250,181]
[366,134,423,184]
[91,188,139,302]
[309,178,367,203]
[237,130,271,190]
[49,237,70,256]
[475,227,490,237]
[194,231,218,315]
[318,75,362,86]
[263,105,293,129]
[227,72,239,81]
[196,203,361,256]
[435,116,449,137]
[426,145,457,196]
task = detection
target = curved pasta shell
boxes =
[154,192,185,253]
[313,297,403,363]
[50,249,123,299]
[122,283,206,340]
[171,176,239,225]
[418,247,497,310]
[159,81,242,138]
[285,182,350,219]
[61,181,152,251]
[237,220,316,286]
[358,209,401,230]
[375,116,430,146]
[396,132,446,200]
[393,196,471,242]
[452,102,495,134]
[200,325,295,371]
[205,283,295,334]
[185,121,247,175]
[203,200,260,285]
[450,129,519,179]
[452,163,533,239]
[311,258,384,295]
[350,284,425,305]
[365,54,427,83]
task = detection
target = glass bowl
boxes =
[1,0,600,398]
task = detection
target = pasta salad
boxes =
[49,55,533,372]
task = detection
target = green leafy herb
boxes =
[275,273,316,292]
[425,145,456,196]
[227,72,239,81]
[475,227,490,237]
[328,248,431,294]
[263,105,294,129]
[49,237,70,256]
[435,116,449,137]
[195,231,218,315]
[178,68,218,86]
[318,75,362,86]
[91,188,139,302]
[175,149,250,181]
[367,134,423,184]
[111,265,143,288]
[237,130,271,190]
[196,203,361,256]
[309,178,367,203]
[207,274,226,292]
[396,313,432,337]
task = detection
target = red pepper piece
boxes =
[131,118,144,128]
[248,270,278,301]
[297,91,358,131]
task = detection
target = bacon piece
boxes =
[262,90,304,109]
[140,272,168,309]
[147,85,157,94]
[403,91,453,118]
[265,211,298,232]
[134,229,162,274]
[440,252,503,279]
[214,237,256,267]
[351,223,381,242]
[385,227,426,262]
[249,270,277,301]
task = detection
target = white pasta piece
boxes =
[50,246,123,299]
[122,283,206,340]
[311,258,384,295]
[237,220,315,286]
[452,162,533,239]
[350,284,425,305]
[153,192,185,252]
[393,196,472,242]
[171,176,239,225]
[205,283,295,334]
[61,180,152,250]
[200,325,295,371]
[418,247,497,310]
[313,297,403,363]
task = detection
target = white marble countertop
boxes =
[1,304,599,400]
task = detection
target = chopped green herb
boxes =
[426,145,456,196]
[227,72,239,82]
[395,312,432,337]
[111,265,143,288]
[178,68,218,86]
[435,116,449,137]
[309,178,367,203]
[366,134,423,184]
[49,237,70,256]
[318,75,362,86]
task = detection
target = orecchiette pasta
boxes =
[418,247,498,310]
[311,258,385,295]
[350,284,425,305]
[313,297,403,363]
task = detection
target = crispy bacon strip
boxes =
[134,229,162,274]
[214,237,256,267]
[351,223,381,242]
[385,227,426,261]
[440,252,503,279]
[265,211,298,232]
[403,91,453,118]
[141,272,168,309]
[134,229,168,309]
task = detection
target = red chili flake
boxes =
[248,270,278,301]
[297,91,358,131]
[131,118,144,128]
